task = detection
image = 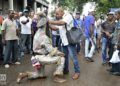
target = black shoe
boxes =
[30,51,33,55]
[88,58,94,62]
[86,57,94,62]
[63,71,69,75]
[108,62,112,66]
[107,68,114,73]
[85,57,90,61]
[102,62,107,66]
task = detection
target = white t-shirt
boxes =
[52,30,57,35]
[59,13,73,46]
[62,13,73,30]
[52,30,59,35]
[96,19,105,35]
[20,16,32,34]
[51,25,60,35]
[58,26,68,46]
[51,18,59,36]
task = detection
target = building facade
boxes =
[0,0,49,15]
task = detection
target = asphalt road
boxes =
[0,52,120,86]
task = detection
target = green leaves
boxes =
[96,0,120,14]
[51,0,120,14]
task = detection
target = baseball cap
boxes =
[23,9,29,13]
[107,12,115,16]
[76,12,80,14]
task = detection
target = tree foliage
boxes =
[52,0,120,13]
[52,0,76,11]
[97,0,120,13]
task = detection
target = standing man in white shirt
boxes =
[20,9,32,56]
[49,8,80,80]
[1,10,20,68]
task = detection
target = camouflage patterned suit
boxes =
[27,16,65,79]
[112,20,120,45]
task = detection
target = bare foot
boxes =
[17,72,28,83]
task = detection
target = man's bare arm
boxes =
[90,24,94,37]
[49,20,66,25]
[2,30,5,39]
[1,30,6,44]
[49,25,59,30]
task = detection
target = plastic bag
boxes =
[110,50,120,63]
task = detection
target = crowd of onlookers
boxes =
[0,7,120,83]
[51,9,120,76]
[0,9,40,68]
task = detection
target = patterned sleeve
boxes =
[43,36,53,53]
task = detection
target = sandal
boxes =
[72,73,80,80]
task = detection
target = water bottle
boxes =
[31,56,41,70]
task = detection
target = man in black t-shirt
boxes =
[101,12,116,65]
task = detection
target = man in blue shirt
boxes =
[74,12,83,28]
[74,12,83,53]
[84,11,95,62]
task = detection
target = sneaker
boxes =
[30,51,33,55]
[15,62,21,65]
[5,64,10,68]
[21,52,24,57]
[85,57,90,61]
[102,62,107,66]
[112,72,120,76]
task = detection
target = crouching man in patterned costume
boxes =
[17,12,66,83]
[108,10,120,76]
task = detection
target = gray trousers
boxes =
[27,55,65,79]
[4,40,19,64]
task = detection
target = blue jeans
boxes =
[62,46,69,73]
[62,44,80,73]
[76,43,80,53]
[3,40,19,64]
[20,34,32,53]
[102,37,114,62]
[52,35,61,51]
[101,37,108,63]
